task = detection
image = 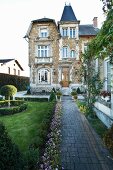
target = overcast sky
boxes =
[0,0,105,76]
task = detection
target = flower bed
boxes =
[39,101,62,170]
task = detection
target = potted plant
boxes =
[71,90,77,100]
[56,90,62,101]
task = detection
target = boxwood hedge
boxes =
[0,100,27,115]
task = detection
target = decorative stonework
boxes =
[25,5,98,93]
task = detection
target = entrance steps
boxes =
[61,87,71,96]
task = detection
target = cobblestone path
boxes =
[60,96,113,170]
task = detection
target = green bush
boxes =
[0,102,28,115]
[0,73,29,91]
[0,122,25,170]
[24,148,39,170]
[71,91,77,96]
[49,91,56,102]
[0,100,25,107]
[15,97,48,102]
[103,124,113,155]
[77,87,81,94]
[56,90,62,96]
[0,85,17,99]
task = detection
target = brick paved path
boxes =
[60,96,113,170]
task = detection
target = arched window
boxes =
[38,68,50,84]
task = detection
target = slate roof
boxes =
[0,59,14,63]
[0,59,24,71]
[60,5,78,22]
[32,17,56,23]
[79,25,99,36]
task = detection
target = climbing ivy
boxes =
[81,1,113,111]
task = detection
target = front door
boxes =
[62,67,69,87]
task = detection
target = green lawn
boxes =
[0,102,55,153]
[87,115,108,139]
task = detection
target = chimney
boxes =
[93,17,98,28]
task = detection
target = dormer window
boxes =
[70,28,76,38]
[40,28,48,38]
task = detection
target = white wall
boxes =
[0,60,23,76]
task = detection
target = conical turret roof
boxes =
[60,4,77,22]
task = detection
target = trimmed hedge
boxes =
[0,122,25,170]
[0,100,28,115]
[0,73,29,91]
[15,97,49,102]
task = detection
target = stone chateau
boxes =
[24,3,99,94]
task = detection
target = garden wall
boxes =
[94,102,113,128]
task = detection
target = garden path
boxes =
[60,96,113,170]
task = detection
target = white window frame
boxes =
[40,28,48,38]
[70,28,76,38]
[70,50,76,58]
[62,46,68,58]
[38,45,49,57]
[38,69,50,84]
[62,28,68,37]
[84,43,88,52]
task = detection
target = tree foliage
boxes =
[101,0,113,12]
[0,85,17,98]
[81,49,103,111]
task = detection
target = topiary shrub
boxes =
[0,85,17,107]
[77,87,81,94]
[49,90,56,102]
[103,124,113,156]
[0,122,25,170]
[0,101,28,115]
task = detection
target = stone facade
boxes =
[25,4,99,94]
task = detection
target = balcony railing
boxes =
[35,57,52,64]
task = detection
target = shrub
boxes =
[0,85,17,99]
[0,102,28,115]
[77,87,81,94]
[15,97,48,102]
[49,91,56,102]
[0,100,25,108]
[56,90,62,99]
[103,124,113,155]
[26,88,31,95]
[0,73,29,91]
[0,85,17,107]
[25,148,39,170]
[71,91,77,96]
[0,122,25,170]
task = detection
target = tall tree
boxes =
[101,0,113,12]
